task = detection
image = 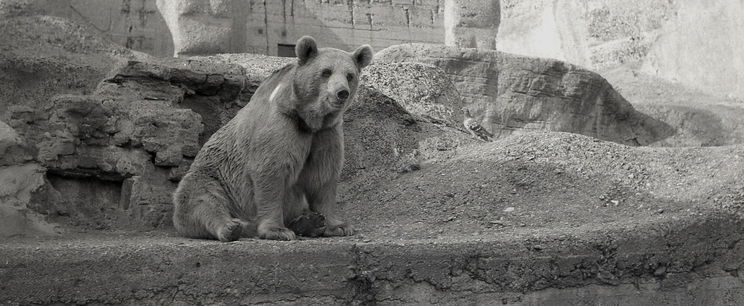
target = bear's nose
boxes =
[336,89,350,101]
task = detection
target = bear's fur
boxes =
[172,36,373,241]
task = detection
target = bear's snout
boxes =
[336,89,350,101]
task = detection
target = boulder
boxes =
[361,62,465,128]
[375,43,674,146]
[497,0,744,100]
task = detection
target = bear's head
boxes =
[290,36,373,131]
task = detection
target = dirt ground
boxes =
[341,130,744,241]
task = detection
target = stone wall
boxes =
[158,0,451,57]
[259,0,447,55]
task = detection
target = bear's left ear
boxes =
[352,45,374,69]
[296,36,318,65]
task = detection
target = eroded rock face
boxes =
[497,0,744,100]
[444,0,501,49]
[155,0,246,56]
[0,15,141,121]
[375,43,674,146]
[0,121,59,238]
[0,121,32,166]
[1,15,260,231]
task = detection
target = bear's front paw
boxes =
[217,219,243,242]
[259,227,297,241]
[323,220,354,237]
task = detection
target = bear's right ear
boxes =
[295,36,318,66]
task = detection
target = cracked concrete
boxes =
[1,209,743,305]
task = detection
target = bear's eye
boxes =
[321,69,332,78]
[346,73,355,82]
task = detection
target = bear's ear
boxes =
[295,36,318,65]
[352,45,374,69]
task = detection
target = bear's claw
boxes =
[217,220,243,242]
[259,227,297,241]
[323,223,354,237]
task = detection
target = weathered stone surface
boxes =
[375,43,674,146]
[361,62,465,128]
[0,0,173,57]
[444,0,500,49]
[0,163,60,237]
[602,67,744,147]
[497,0,744,100]
[0,120,32,166]
[1,15,257,230]
[156,0,246,56]
[0,120,59,237]
[0,15,141,121]
[155,0,501,57]
[0,0,44,17]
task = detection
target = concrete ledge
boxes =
[2,210,743,305]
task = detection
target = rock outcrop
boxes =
[376,43,674,146]
[2,16,475,233]
[1,15,256,231]
[5,55,260,230]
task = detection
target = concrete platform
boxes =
[2,208,743,305]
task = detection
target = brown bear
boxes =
[172,36,373,241]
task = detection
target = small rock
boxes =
[503,207,515,212]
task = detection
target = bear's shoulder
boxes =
[251,63,296,102]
